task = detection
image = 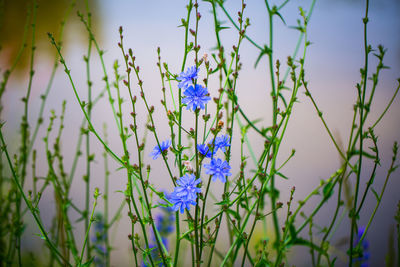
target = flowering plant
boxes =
[0,0,398,267]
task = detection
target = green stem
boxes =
[79,188,100,266]
[102,124,111,267]
[28,0,76,156]
[84,0,93,260]
[77,13,121,134]
[371,81,400,129]
[48,34,125,168]
[349,1,369,265]
[0,128,70,266]
[216,2,263,51]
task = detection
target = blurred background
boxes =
[0,0,399,266]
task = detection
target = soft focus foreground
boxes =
[0,0,399,266]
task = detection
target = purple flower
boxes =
[197,144,214,158]
[210,134,231,153]
[168,173,202,213]
[91,213,108,267]
[182,84,211,111]
[169,190,197,214]
[155,212,174,235]
[356,227,369,251]
[144,240,169,267]
[204,158,232,183]
[143,206,175,267]
[353,226,369,267]
[150,139,171,160]
[174,174,202,200]
[177,66,199,89]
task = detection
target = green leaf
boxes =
[79,257,94,267]
[76,213,89,223]
[292,237,327,255]
[226,208,240,221]
[254,45,271,68]
[218,26,230,31]
[371,187,380,201]
[275,11,286,25]
[278,92,288,108]
[116,166,126,172]
[288,25,304,32]
[322,180,334,199]
[348,149,376,159]
[255,258,270,267]
[216,20,230,33]
[182,233,195,244]
[33,233,47,240]
[215,199,229,206]
[390,165,399,173]
[289,224,297,240]
[276,171,289,180]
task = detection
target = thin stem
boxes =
[194,112,200,267]
[14,2,38,265]
[303,78,354,169]
[216,2,263,51]
[113,54,156,265]
[77,12,121,134]
[102,124,111,267]
[79,189,100,266]
[84,0,93,260]
[356,142,397,247]
[349,1,369,265]
[28,0,76,156]
[0,128,70,266]
[48,34,126,168]
[371,81,400,129]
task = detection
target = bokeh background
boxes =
[1,0,399,266]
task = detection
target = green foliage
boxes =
[0,0,399,266]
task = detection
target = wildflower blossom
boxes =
[353,226,369,267]
[197,143,214,158]
[211,134,230,153]
[177,66,199,89]
[182,84,211,111]
[204,158,232,183]
[174,174,201,200]
[169,190,197,214]
[144,242,168,267]
[91,213,108,267]
[168,174,202,213]
[150,139,171,159]
[155,210,174,236]
[143,207,175,267]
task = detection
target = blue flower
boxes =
[144,241,168,267]
[356,227,369,251]
[204,158,232,183]
[155,212,174,236]
[177,66,199,89]
[167,174,202,214]
[174,174,202,200]
[353,226,369,267]
[210,134,230,153]
[143,206,175,267]
[197,144,214,158]
[182,84,211,111]
[150,139,171,160]
[168,190,197,214]
[91,213,108,267]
